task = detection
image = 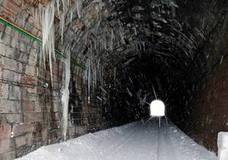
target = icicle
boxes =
[220,56,224,65]
[40,1,56,85]
[76,0,82,18]
[124,57,135,66]
[127,88,133,97]
[87,58,91,102]
[61,49,71,141]
[114,67,117,81]
[97,96,102,101]
[70,9,73,22]
[60,13,65,42]
[100,86,107,94]
[61,0,66,13]
[129,77,133,84]
[56,0,60,15]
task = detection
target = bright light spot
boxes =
[150,99,165,117]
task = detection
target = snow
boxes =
[150,99,165,117]
[17,120,216,160]
[218,132,228,160]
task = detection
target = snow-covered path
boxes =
[17,119,217,160]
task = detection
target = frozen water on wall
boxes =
[31,0,206,141]
[39,1,55,82]
[61,49,71,141]
[218,132,228,160]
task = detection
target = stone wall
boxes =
[188,18,228,152]
[0,1,113,159]
[0,0,58,159]
[68,69,110,139]
[171,0,228,152]
[0,1,63,159]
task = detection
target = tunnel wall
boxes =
[172,0,228,152]
[0,1,110,159]
[0,1,63,159]
[187,24,228,152]
[191,56,228,151]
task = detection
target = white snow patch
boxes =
[17,120,216,160]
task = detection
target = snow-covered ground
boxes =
[17,119,217,160]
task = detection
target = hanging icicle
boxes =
[61,49,71,141]
[76,0,82,18]
[39,1,56,85]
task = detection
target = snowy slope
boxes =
[17,119,217,160]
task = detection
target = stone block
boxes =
[8,85,21,100]
[5,46,16,60]
[0,56,23,73]
[15,133,33,148]
[21,74,37,86]
[28,53,37,66]
[24,112,42,123]
[2,69,21,83]
[0,83,9,99]
[0,43,7,57]
[0,151,15,160]
[5,114,22,124]
[0,99,21,113]
[12,124,34,137]
[3,0,21,16]
[34,101,41,112]
[0,123,11,140]
[25,65,37,76]
[18,52,29,64]
[22,100,35,112]
[0,139,13,154]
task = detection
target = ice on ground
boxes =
[17,120,217,160]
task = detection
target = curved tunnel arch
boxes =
[1,0,228,159]
[58,0,228,152]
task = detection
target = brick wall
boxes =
[0,0,113,159]
[0,21,63,160]
[191,56,228,151]
[68,69,110,139]
[0,0,64,159]
[188,23,228,151]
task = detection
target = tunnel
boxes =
[0,0,228,159]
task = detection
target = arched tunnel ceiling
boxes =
[59,0,226,74]
[50,0,228,123]
[22,0,228,123]
[1,0,224,152]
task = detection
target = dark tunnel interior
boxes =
[66,0,228,151]
[1,0,228,159]
[0,0,228,155]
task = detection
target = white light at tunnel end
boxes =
[150,99,166,117]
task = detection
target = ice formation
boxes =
[61,50,71,141]
[218,132,228,160]
[35,0,194,141]
[36,0,80,140]
[39,1,55,84]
